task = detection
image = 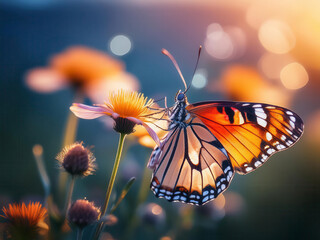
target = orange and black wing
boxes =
[186,101,304,174]
[149,118,234,205]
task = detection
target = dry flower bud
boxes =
[67,199,100,229]
[56,142,96,177]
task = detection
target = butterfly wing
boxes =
[186,101,304,174]
[149,118,234,205]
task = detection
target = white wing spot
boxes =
[202,196,209,203]
[267,148,273,154]
[286,129,293,135]
[256,111,267,119]
[245,167,253,172]
[289,121,295,128]
[290,116,296,122]
[266,132,272,141]
[254,161,262,167]
[255,107,265,113]
[257,118,267,127]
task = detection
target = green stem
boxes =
[92,133,127,240]
[77,228,84,240]
[58,92,83,202]
[63,176,75,219]
[32,145,51,205]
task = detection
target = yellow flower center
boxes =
[106,90,154,119]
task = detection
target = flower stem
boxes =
[63,176,75,218]
[92,133,126,240]
[77,228,84,240]
[32,145,51,205]
[58,92,83,202]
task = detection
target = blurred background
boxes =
[1,0,320,239]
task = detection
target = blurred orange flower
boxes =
[210,65,292,107]
[1,202,48,238]
[25,46,139,102]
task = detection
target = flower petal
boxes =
[126,117,160,146]
[25,68,67,93]
[93,104,114,116]
[70,103,109,119]
[111,112,120,119]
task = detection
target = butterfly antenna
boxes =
[162,49,187,91]
[185,45,202,93]
[164,96,168,109]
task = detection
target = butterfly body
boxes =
[168,92,190,124]
[148,49,304,205]
[149,92,236,205]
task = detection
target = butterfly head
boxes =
[175,90,187,103]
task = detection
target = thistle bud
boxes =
[56,142,96,177]
[67,199,100,229]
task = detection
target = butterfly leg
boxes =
[147,146,161,169]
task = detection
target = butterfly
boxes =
[147,48,304,205]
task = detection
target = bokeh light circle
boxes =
[258,53,294,79]
[258,19,295,54]
[205,23,234,60]
[280,62,308,89]
[192,69,208,89]
[109,35,132,56]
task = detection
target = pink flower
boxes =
[70,90,160,145]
